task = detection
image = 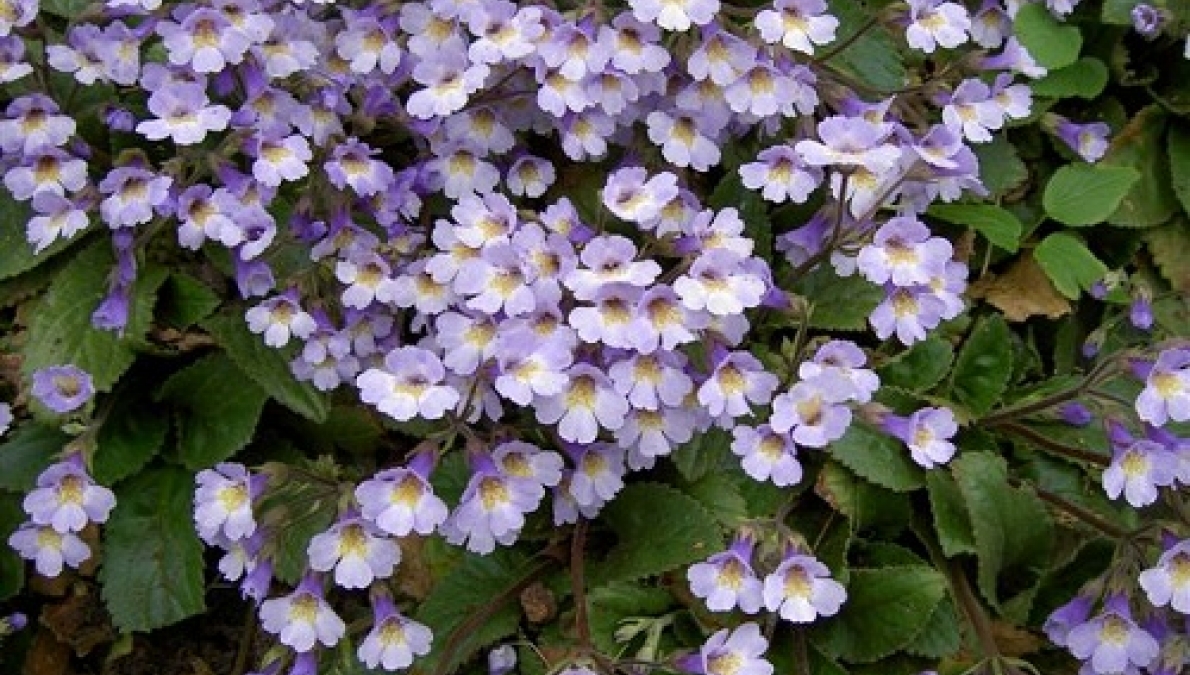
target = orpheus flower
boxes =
[194,462,262,544]
[307,516,400,589]
[356,346,460,422]
[762,550,846,623]
[31,365,94,414]
[23,454,115,534]
[1138,537,1190,614]
[1135,348,1190,426]
[355,453,450,537]
[754,0,838,54]
[1065,594,1159,675]
[358,594,433,670]
[688,535,764,613]
[679,622,773,675]
[258,575,346,652]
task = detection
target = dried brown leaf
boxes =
[970,254,1071,322]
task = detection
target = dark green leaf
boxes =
[0,423,70,493]
[826,0,906,92]
[93,387,169,485]
[878,335,955,393]
[927,204,1023,252]
[260,479,339,585]
[202,312,329,423]
[670,427,731,482]
[1033,232,1109,299]
[157,354,268,469]
[816,462,913,535]
[1030,58,1109,99]
[587,583,675,656]
[793,264,884,331]
[829,422,924,492]
[158,273,222,328]
[1100,106,1178,227]
[680,473,748,528]
[22,242,165,391]
[1014,3,1082,70]
[1042,164,1140,227]
[1169,123,1190,216]
[952,453,1053,616]
[812,566,947,663]
[591,483,722,585]
[950,314,1012,417]
[973,138,1029,199]
[100,466,206,631]
[903,598,962,658]
[415,549,536,674]
[289,406,384,456]
[926,471,976,558]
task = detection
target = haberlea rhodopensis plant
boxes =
[1,0,1190,673]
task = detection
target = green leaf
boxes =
[926,471,976,557]
[793,264,884,331]
[903,598,962,658]
[973,138,1029,199]
[1014,3,1082,70]
[0,493,25,601]
[590,483,722,585]
[1100,106,1178,227]
[100,466,206,632]
[681,473,748,528]
[928,204,1023,252]
[826,0,906,92]
[201,312,329,423]
[22,242,166,392]
[93,385,168,485]
[670,427,731,482]
[259,479,340,585]
[1144,221,1190,294]
[952,453,1053,616]
[0,192,78,281]
[1033,232,1109,300]
[1030,58,1109,99]
[829,422,924,492]
[41,0,92,18]
[158,273,221,328]
[587,583,675,656]
[812,566,947,663]
[878,335,955,393]
[1042,164,1140,227]
[415,549,535,674]
[950,314,1012,417]
[1169,123,1190,216]
[288,406,384,456]
[0,423,70,493]
[157,354,269,469]
[816,462,913,535]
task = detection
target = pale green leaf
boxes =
[1030,58,1109,99]
[1033,232,1109,299]
[928,204,1023,252]
[1043,164,1140,227]
[1015,3,1082,70]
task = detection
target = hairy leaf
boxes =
[591,483,722,585]
[587,583,675,656]
[926,471,976,557]
[829,422,924,492]
[950,314,1013,417]
[793,264,884,331]
[878,335,954,393]
[202,312,329,422]
[100,466,206,632]
[826,0,906,92]
[1101,106,1177,227]
[1144,221,1190,293]
[158,273,222,328]
[817,462,913,535]
[928,204,1023,252]
[157,354,268,469]
[1033,232,1109,300]
[1169,123,1190,215]
[812,566,947,663]
[0,423,71,493]
[94,384,169,485]
[952,453,1053,616]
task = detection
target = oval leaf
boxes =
[1043,164,1140,227]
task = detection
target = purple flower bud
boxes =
[30,365,94,414]
[1131,4,1164,38]
[1129,296,1153,331]
[1058,402,1093,427]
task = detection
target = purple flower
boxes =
[1,95,76,156]
[795,115,901,174]
[258,575,346,653]
[632,0,719,31]
[0,36,33,83]
[324,139,394,197]
[0,0,36,37]
[136,82,230,146]
[609,351,693,411]
[194,462,261,544]
[1053,117,1111,163]
[1131,4,1165,38]
[740,144,822,204]
[565,443,625,514]
[869,285,947,345]
[357,346,460,422]
[1045,594,1093,647]
[1129,296,1153,331]
[798,340,879,404]
[673,250,767,316]
[646,110,722,172]
[681,622,773,675]
[7,523,90,578]
[1066,595,1159,675]
[335,11,402,75]
[250,134,312,187]
[1135,348,1190,426]
[441,453,540,554]
[881,407,958,469]
[601,168,679,225]
[356,455,449,537]
[535,364,629,443]
[3,147,88,201]
[754,0,838,54]
[307,517,400,590]
[1059,402,1093,427]
[698,350,778,420]
[770,381,852,448]
[157,7,252,73]
[687,535,764,613]
[23,455,115,534]
[492,441,564,499]
[1102,435,1177,507]
[407,51,488,119]
[245,292,316,348]
[1138,538,1190,614]
[761,550,846,623]
[98,166,173,229]
[857,217,953,287]
[357,594,433,670]
[31,365,94,414]
[732,424,802,486]
[905,0,970,53]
